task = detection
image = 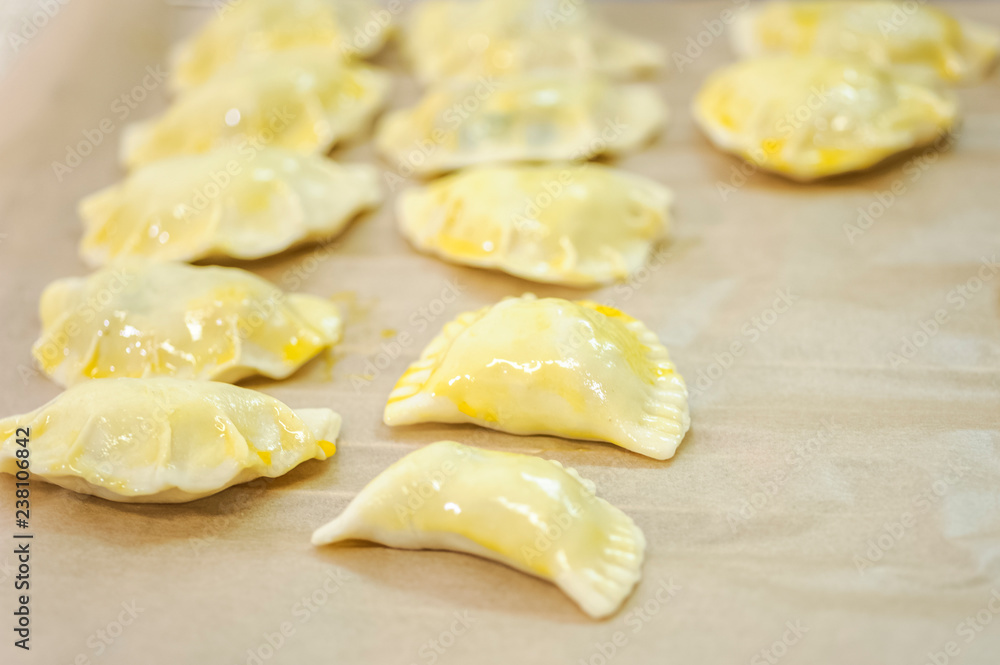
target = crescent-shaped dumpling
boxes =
[122,47,390,169]
[403,0,664,82]
[384,295,690,460]
[731,1,1000,84]
[692,55,958,181]
[80,146,380,265]
[32,261,342,386]
[376,74,666,175]
[171,0,393,92]
[0,379,340,503]
[397,163,672,286]
[312,440,645,618]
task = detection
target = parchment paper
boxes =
[1,1,999,664]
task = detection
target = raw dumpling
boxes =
[32,261,342,386]
[171,0,393,92]
[312,440,645,618]
[384,295,690,460]
[376,74,666,175]
[692,55,958,181]
[0,379,340,502]
[732,1,1000,84]
[80,146,380,265]
[397,163,672,286]
[404,0,664,82]
[122,47,390,169]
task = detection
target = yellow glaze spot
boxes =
[578,301,636,323]
[282,336,322,365]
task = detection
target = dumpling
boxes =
[171,0,393,92]
[122,47,390,169]
[0,379,340,502]
[692,55,958,181]
[397,163,672,286]
[731,1,1000,84]
[80,146,380,265]
[312,440,645,618]
[32,261,342,386]
[403,0,664,82]
[384,295,689,460]
[376,74,666,175]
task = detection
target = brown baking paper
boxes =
[1,1,999,663]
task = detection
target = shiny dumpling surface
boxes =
[171,0,392,92]
[384,295,690,460]
[403,0,664,82]
[122,47,390,169]
[32,261,342,386]
[80,146,380,265]
[692,55,958,181]
[312,440,645,618]
[398,163,672,286]
[376,74,666,175]
[731,1,1000,84]
[0,379,340,502]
